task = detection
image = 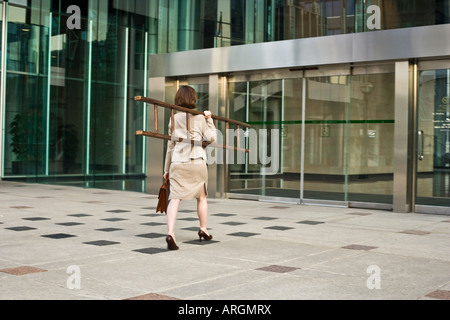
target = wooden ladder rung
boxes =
[136,130,250,153]
[135,96,251,153]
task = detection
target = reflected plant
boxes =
[9,109,79,173]
[9,111,43,162]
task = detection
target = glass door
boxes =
[225,65,395,209]
[302,68,395,207]
[415,67,450,214]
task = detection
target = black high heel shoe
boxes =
[166,235,179,250]
[198,229,213,242]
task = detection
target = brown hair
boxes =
[174,85,198,109]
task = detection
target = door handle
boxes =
[418,130,424,161]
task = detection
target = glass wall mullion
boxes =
[142,31,149,175]
[245,81,249,188]
[44,12,52,176]
[0,1,7,180]
[300,77,306,203]
[84,19,93,178]
[121,27,129,175]
[344,74,351,203]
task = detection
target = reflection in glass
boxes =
[155,0,450,52]
[2,1,149,192]
[416,69,450,207]
[346,73,395,204]
[226,72,395,205]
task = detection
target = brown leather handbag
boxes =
[156,179,170,214]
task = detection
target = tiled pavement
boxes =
[1,181,450,300]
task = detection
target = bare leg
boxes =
[167,199,181,239]
[197,186,209,235]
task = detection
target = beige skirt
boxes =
[169,159,208,200]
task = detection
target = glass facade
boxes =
[0,0,449,213]
[154,0,450,52]
[1,0,152,191]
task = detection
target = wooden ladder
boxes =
[135,96,251,153]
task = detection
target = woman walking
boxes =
[163,86,217,250]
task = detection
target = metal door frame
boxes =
[414,59,450,215]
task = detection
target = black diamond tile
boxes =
[221,221,246,226]
[298,220,325,225]
[101,218,127,222]
[141,222,166,226]
[179,209,197,213]
[22,217,50,221]
[227,232,260,237]
[183,239,219,245]
[181,227,208,231]
[141,214,161,217]
[41,233,77,239]
[179,217,198,221]
[257,265,299,273]
[141,207,156,210]
[106,210,130,213]
[68,214,93,218]
[136,233,166,239]
[264,226,294,231]
[342,244,378,251]
[6,226,37,232]
[133,248,167,255]
[212,213,237,217]
[56,222,85,226]
[253,217,278,221]
[347,212,372,216]
[96,228,123,232]
[83,240,120,246]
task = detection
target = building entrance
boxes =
[415,65,450,214]
[226,64,395,210]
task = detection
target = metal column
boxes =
[393,61,412,213]
[146,77,166,195]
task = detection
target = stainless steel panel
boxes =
[393,61,411,213]
[415,205,450,216]
[225,193,301,205]
[418,60,450,71]
[0,3,7,180]
[146,77,166,195]
[149,25,450,78]
[208,74,219,198]
[348,202,393,211]
[259,196,301,205]
[301,199,348,208]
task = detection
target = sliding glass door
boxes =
[226,65,395,209]
[415,67,450,213]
